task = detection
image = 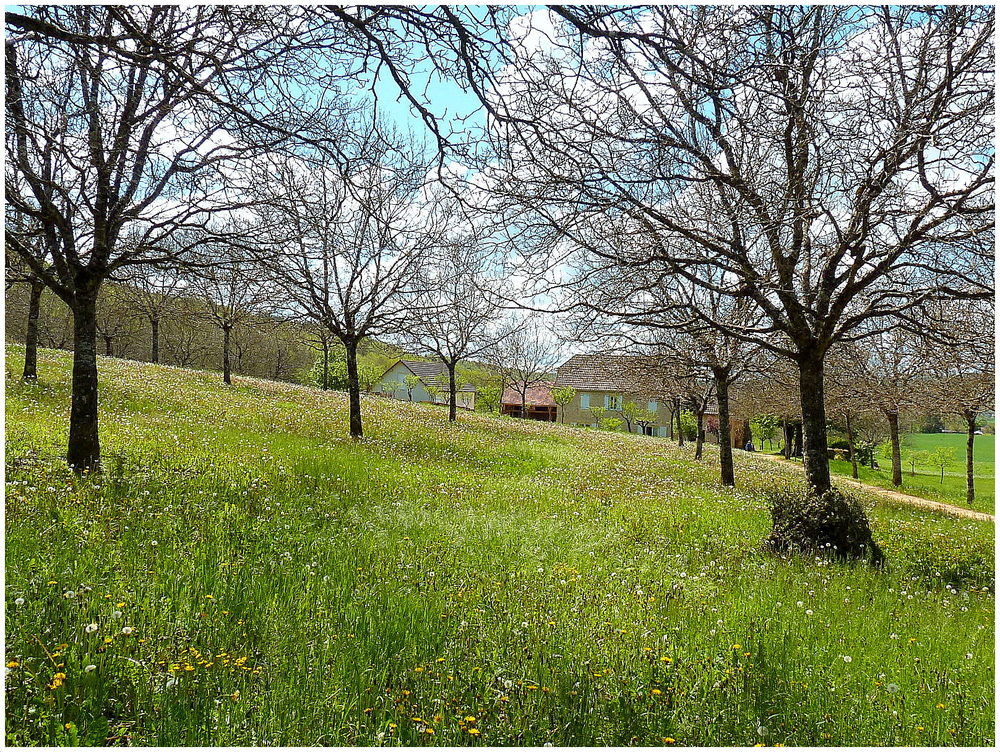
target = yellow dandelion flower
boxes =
[936,703,946,709]
[651,689,662,695]
[663,738,675,744]
[660,656,672,663]
[414,666,424,673]
[465,716,476,723]
[468,728,481,736]
[7,660,19,668]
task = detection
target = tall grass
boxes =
[5,346,994,746]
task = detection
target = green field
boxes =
[5,346,995,746]
[821,433,995,515]
[903,432,995,469]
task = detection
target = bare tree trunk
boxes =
[964,410,977,506]
[793,423,803,457]
[222,325,232,385]
[845,411,859,479]
[447,360,458,422]
[68,290,101,472]
[782,419,792,460]
[344,339,363,437]
[667,406,675,439]
[694,408,705,460]
[713,367,735,487]
[23,277,43,380]
[321,341,330,390]
[797,351,831,494]
[150,317,160,363]
[675,398,684,446]
[886,410,902,486]
[104,336,114,357]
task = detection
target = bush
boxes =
[763,487,884,566]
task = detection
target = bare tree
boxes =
[5,249,47,380]
[488,319,561,418]
[5,5,354,469]
[189,252,273,386]
[117,265,184,364]
[255,129,443,437]
[925,303,995,506]
[480,6,993,503]
[404,236,513,421]
[828,330,932,487]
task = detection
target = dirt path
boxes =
[747,452,995,523]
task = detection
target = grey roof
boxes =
[396,360,476,392]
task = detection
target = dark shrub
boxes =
[763,487,884,566]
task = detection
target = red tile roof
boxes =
[501,381,557,407]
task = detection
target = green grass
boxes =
[903,432,995,470]
[819,432,995,515]
[5,345,995,746]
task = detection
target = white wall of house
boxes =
[376,362,475,409]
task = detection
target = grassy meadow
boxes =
[823,433,995,515]
[4,345,995,746]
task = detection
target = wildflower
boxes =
[660,656,672,663]
[414,666,424,673]
[63,591,76,599]
[965,653,973,659]
[842,655,852,663]
[732,644,742,650]
[85,623,98,634]
[886,683,900,693]
[7,660,19,668]
[651,689,662,695]
[84,665,97,673]
[13,598,25,606]
[103,637,113,644]
[936,703,946,709]
[465,716,476,723]
[467,728,481,736]
[111,611,123,619]
[664,738,675,744]
[805,609,814,616]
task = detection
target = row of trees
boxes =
[6,6,993,552]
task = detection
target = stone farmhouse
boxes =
[554,354,719,439]
[376,359,476,410]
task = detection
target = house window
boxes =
[647,400,658,412]
[605,394,622,410]
[580,393,590,409]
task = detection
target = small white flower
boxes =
[84,664,97,673]
[14,598,25,606]
[150,541,158,547]
[889,633,899,640]
[965,653,973,660]
[886,683,900,693]
[805,609,814,616]
[796,601,804,607]
[121,626,134,635]
[64,591,77,599]
[842,655,853,663]
[85,623,98,633]
[521,621,529,628]
[111,611,122,619]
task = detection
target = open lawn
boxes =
[5,345,995,746]
[822,433,995,515]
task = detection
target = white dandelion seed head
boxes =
[14,598,25,606]
[121,626,134,635]
[84,664,97,673]
[85,623,98,633]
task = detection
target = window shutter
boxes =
[580,393,590,409]
[604,394,610,409]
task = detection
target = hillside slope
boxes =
[5,346,995,746]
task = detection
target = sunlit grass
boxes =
[5,345,994,746]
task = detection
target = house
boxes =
[376,359,476,410]
[554,353,719,439]
[500,381,558,421]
